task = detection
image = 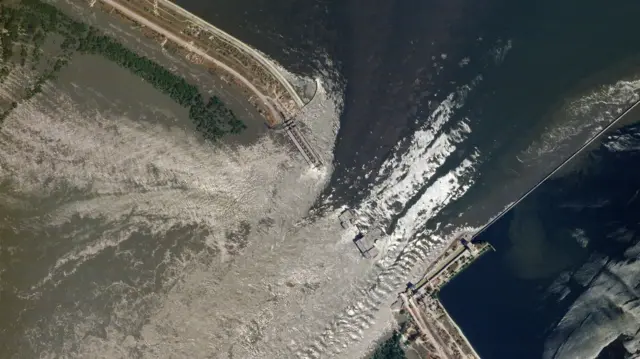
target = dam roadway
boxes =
[153,0,305,109]
[95,0,322,167]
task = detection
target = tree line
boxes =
[0,0,246,140]
[370,331,407,359]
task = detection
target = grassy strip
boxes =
[0,0,246,139]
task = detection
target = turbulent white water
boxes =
[0,61,343,358]
[287,48,640,359]
[3,32,640,359]
[538,79,640,359]
[0,38,538,359]
[0,41,494,358]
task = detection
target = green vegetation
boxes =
[370,331,406,359]
[77,28,245,137]
[0,0,245,140]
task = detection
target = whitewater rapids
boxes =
[2,40,640,359]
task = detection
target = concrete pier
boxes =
[283,119,323,167]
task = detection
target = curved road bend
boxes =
[401,293,449,359]
[99,0,323,167]
[156,0,305,108]
[99,0,284,124]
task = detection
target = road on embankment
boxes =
[99,0,283,124]
[99,0,323,167]
[155,0,305,108]
[471,97,640,241]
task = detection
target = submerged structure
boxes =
[338,209,356,229]
[339,209,384,259]
[353,228,384,259]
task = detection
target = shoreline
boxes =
[88,0,313,124]
[396,239,493,359]
[153,0,306,108]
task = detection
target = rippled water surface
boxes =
[2,0,640,358]
[440,115,640,359]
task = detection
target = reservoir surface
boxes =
[440,117,640,359]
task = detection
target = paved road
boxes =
[414,245,466,290]
[156,0,305,108]
[99,0,283,123]
[100,0,324,167]
[401,293,449,359]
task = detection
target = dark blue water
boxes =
[170,1,640,357]
[175,0,640,209]
[440,120,640,359]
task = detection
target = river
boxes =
[1,0,640,357]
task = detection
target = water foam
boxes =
[0,37,524,359]
[0,61,345,357]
